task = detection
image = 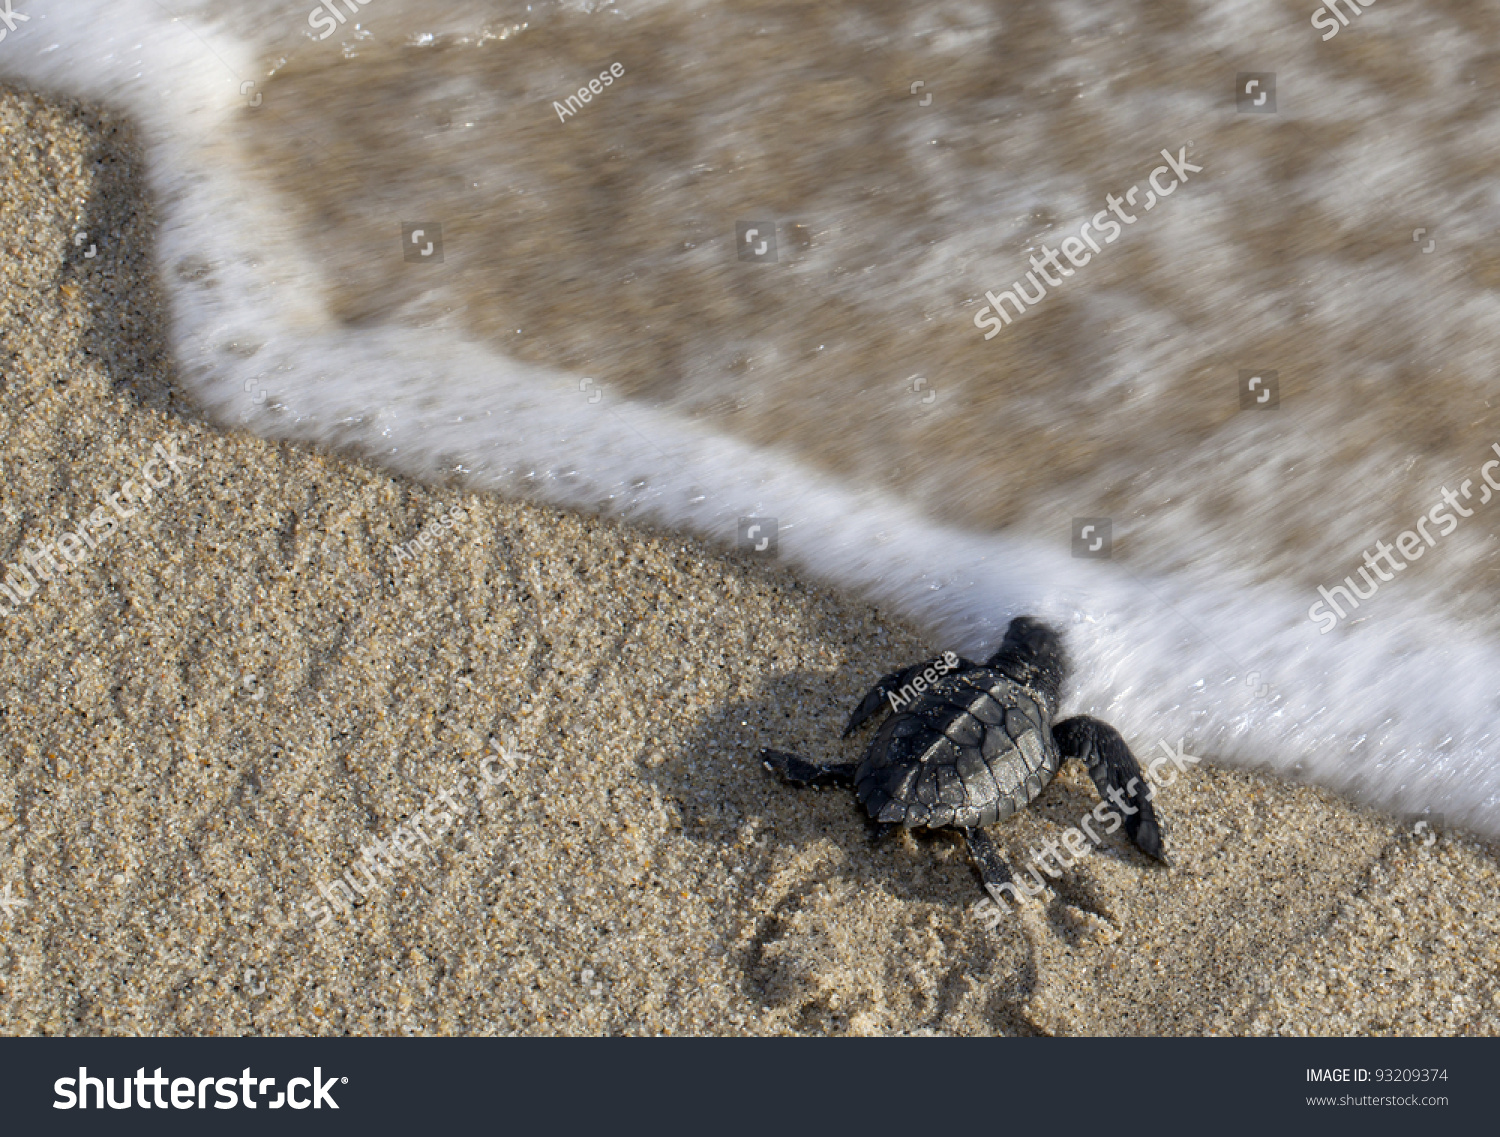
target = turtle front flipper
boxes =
[841,654,962,737]
[760,749,857,788]
[1052,716,1167,863]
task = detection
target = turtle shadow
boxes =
[641,663,971,900]
[640,663,1043,1030]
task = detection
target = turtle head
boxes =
[987,616,1068,706]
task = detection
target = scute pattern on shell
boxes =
[854,672,1060,829]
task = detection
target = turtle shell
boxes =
[854,670,1060,829]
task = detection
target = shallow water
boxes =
[5,0,1500,831]
[238,0,1500,597]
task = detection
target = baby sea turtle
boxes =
[760,616,1166,897]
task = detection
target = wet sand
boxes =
[1,83,1498,1037]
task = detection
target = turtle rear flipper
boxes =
[1053,715,1167,863]
[759,749,857,788]
[962,827,1045,914]
[962,826,1013,889]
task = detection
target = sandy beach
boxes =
[1,81,1498,1037]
